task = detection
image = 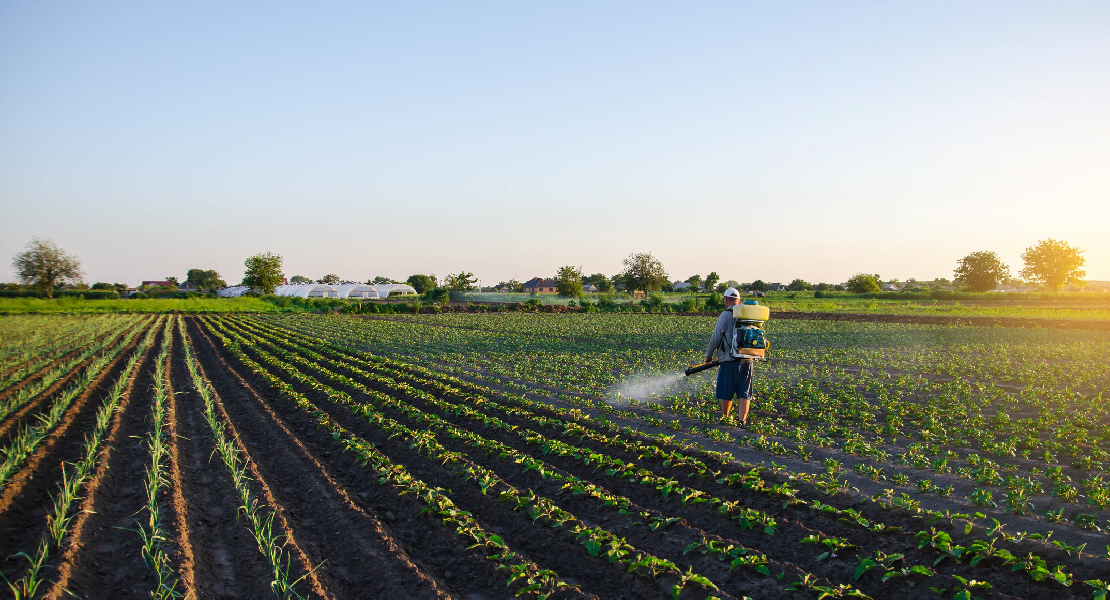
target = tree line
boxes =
[5,238,1091,299]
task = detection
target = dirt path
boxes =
[189,317,452,599]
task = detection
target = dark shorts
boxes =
[715,359,754,400]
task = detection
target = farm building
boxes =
[274,284,340,298]
[333,283,381,299]
[216,286,252,298]
[142,280,176,288]
[522,278,557,293]
[177,282,199,292]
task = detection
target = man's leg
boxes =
[735,360,755,424]
[717,360,739,420]
[735,398,751,424]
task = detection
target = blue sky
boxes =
[1,1,1107,286]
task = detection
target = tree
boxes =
[814,282,834,292]
[749,280,769,292]
[11,237,84,298]
[786,278,810,291]
[318,273,340,284]
[242,252,284,294]
[846,273,881,294]
[290,275,312,284]
[1019,239,1086,291]
[165,276,179,285]
[372,276,399,284]
[187,269,227,290]
[953,251,1010,292]
[584,273,613,292]
[620,252,668,294]
[91,282,114,290]
[406,274,436,294]
[704,272,720,292]
[555,265,584,297]
[684,274,703,290]
[444,271,477,291]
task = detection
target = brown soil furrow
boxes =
[183,326,324,599]
[44,324,160,599]
[0,319,144,443]
[207,327,659,598]
[161,326,197,598]
[40,327,166,598]
[189,317,450,599]
[0,321,150,523]
[168,324,275,599]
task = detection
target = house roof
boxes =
[523,277,556,287]
[142,280,176,287]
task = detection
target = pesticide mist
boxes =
[607,372,686,406]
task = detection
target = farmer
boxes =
[706,287,756,425]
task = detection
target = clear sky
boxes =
[1,1,1107,287]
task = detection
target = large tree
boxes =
[620,252,668,294]
[372,276,399,284]
[444,271,477,291]
[846,273,882,294]
[748,280,769,292]
[186,268,227,290]
[555,265,584,297]
[11,237,84,298]
[953,251,1010,292]
[786,278,810,291]
[583,273,613,292]
[1019,239,1086,291]
[704,272,720,292]
[242,252,284,294]
[289,275,312,284]
[406,274,436,294]
[318,273,341,284]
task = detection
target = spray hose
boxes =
[684,360,721,376]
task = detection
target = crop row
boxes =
[0,315,148,424]
[201,318,580,598]
[0,317,149,490]
[265,314,1110,525]
[237,315,1103,594]
[3,316,161,598]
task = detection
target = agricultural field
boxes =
[2,312,1109,599]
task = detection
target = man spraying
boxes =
[705,287,757,425]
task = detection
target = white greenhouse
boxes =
[372,283,417,297]
[216,286,252,298]
[333,284,381,299]
[273,284,340,298]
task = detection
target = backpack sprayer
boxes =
[684,301,770,376]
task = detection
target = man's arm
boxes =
[706,313,728,362]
